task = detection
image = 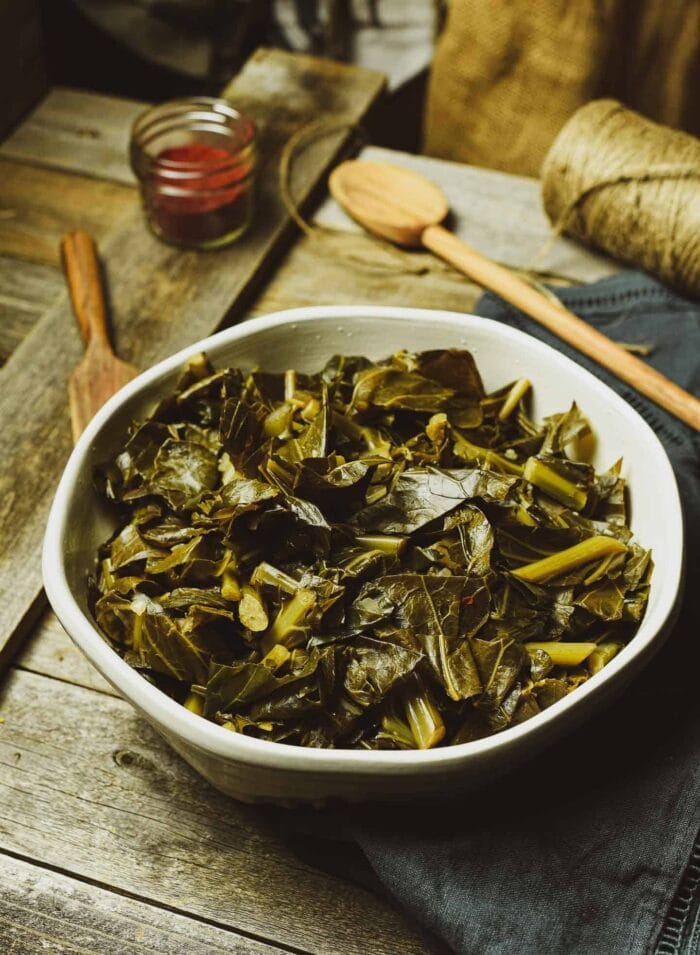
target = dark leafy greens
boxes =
[90,349,652,750]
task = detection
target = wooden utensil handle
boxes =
[422,224,700,431]
[60,231,110,348]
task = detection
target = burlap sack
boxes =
[424,0,700,177]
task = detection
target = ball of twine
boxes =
[541,99,700,298]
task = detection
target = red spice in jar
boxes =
[148,144,254,247]
[130,99,257,249]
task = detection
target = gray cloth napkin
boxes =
[280,272,700,955]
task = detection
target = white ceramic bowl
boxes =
[43,306,684,805]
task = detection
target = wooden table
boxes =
[0,49,617,955]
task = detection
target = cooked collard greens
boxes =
[90,348,652,749]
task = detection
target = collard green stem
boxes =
[498,378,531,420]
[355,534,407,555]
[453,432,523,476]
[380,711,415,749]
[221,570,241,601]
[524,641,597,667]
[184,691,205,716]
[403,680,446,749]
[264,402,294,437]
[512,535,627,584]
[588,642,623,674]
[238,584,269,632]
[523,457,588,510]
[261,643,291,672]
[264,588,317,650]
[251,561,299,595]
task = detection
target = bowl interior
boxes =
[50,307,681,772]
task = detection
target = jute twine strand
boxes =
[278,119,432,275]
[541,99,700,298]
[278,118,357,237]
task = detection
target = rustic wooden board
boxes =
[0,48,385,673]
[0,88,145,187]
[16,609,116,697]
[0,257,63,363]
[315,145,618,284]
[0,668,429,955]
[0,159,137,266]
[0,852,287,955]
[251,226,483,316]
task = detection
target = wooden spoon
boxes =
[61,231,138,443]
[329,159,700,431]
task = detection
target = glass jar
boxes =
[130,98,257,250]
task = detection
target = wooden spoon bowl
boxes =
[329,159,448,247]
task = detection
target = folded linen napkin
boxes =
[281,272,700,955]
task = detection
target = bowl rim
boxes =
[43,304,684,775]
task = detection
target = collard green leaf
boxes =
[414,349,485,399]
[105,524,167,572]
[540,403,590,455]
[351,468,516,535]
[205,647,338,719]
[97,592,226,684]
[101,422,220,511]
[442,504,495,576]
[574,579,626,620]
[472,637,528,709]
[351,367,454,413]
[343,638,423,708]
[219,386,270,476]
[361,574,488,700]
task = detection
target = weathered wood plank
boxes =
[314,145,618,284]
[251,227,483,317]
[0,87,612,294]
[0,852,288,955]
[0,88,146,187]
[0,305,39,366]
[0,668,429,955]
[0,48,385,672]
[16,609,116,696]
[0,255,63,314]
[0,257,63,362]
[0,159,137,266]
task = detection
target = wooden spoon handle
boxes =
[60,231,110,348]
[422,224,700,431]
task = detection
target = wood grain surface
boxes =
[17,609,116,696]
[0,48,385,673]
[0,88,145,186]
[0,668,429,955]
[0,853,287,955]
[0,258,62,363]
[0,160,137,266]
